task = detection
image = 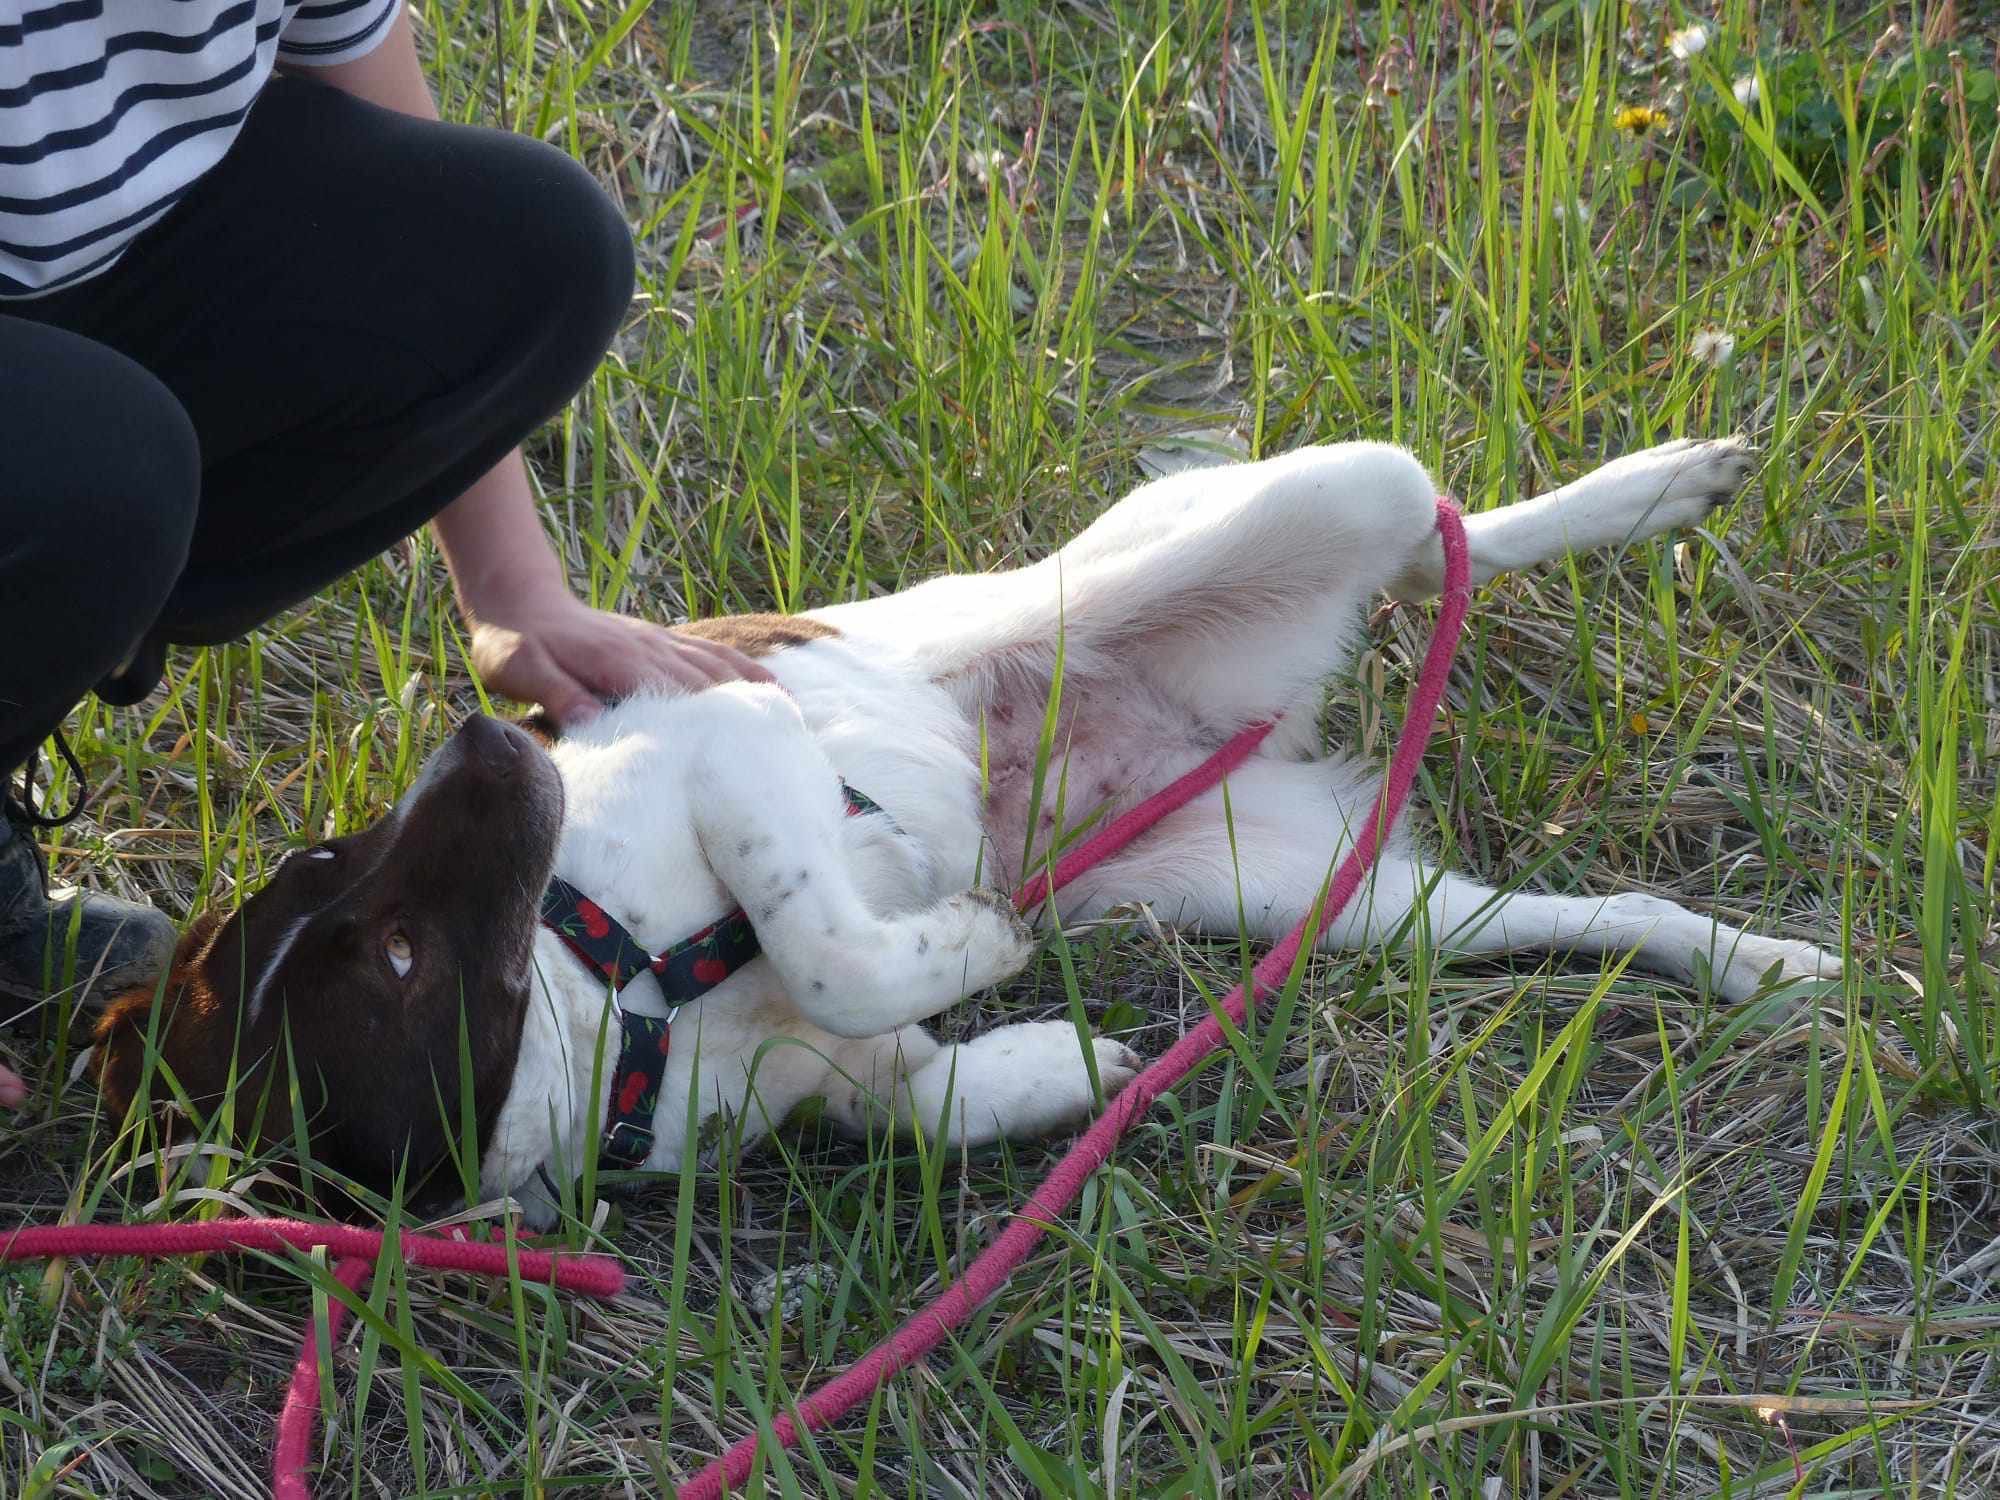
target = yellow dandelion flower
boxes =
[1614,105,1671,136]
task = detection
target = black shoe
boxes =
[1,759,176,1004]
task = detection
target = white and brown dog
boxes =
[95,437,1836,1223]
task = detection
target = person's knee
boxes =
[4,336,197,611]
[542,148,636,338]
[0,332,197,722]
[486,137,636,373]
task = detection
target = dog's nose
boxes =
[456,714,523,776]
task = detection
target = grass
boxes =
[5,0,2000,1493]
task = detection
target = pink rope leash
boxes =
[273,1253,376,1500]
[1012,717,1277,914]
[0,1219,623,1290]
[676,498,1470,1497]
[0,1218,625,1498]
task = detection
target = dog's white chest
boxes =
[547,637,986,946]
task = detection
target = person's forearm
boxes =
[264,7,756,716]
[433,464,571,621]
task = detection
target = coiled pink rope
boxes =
[1,499,1466,1500]
[0,1218,625,1498]
[676,498,1470,1497]
[0,1218,624,1290]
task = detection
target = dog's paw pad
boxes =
[1093,1039,1143,1096]
[1680,436,1757,508]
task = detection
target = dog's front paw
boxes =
[1091,1036,1144,1099]
[952,1021,1141,1138]
[511,1167,565,1232]
[939,886,1037,991]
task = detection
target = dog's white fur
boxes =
[483,437,1837,1225]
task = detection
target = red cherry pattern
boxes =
[617,1070,648,1116]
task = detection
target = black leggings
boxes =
[0,73,634,777]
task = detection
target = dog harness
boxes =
[538,781,891,1170]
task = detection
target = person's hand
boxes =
[429,452,775,727]
[468,587,773,728]
[0,1061,25,1110]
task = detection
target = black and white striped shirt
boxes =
[2,1,401,300]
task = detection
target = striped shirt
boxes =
[1,1,402,300]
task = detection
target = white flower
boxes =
[964,148,1005,187]
[1667,23,1709,61]
[1732,74,1760,107]
[1690,328,1736,368]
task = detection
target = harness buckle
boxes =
[601,1119,656,1171]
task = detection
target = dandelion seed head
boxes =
[1690,328,1737,368]
[1668,23,1709,61]
[1733,74,1760,107]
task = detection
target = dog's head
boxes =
[94,715,564,1208]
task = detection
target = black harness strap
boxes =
[538,781,890,1170]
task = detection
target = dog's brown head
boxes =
[94,715,563,1208]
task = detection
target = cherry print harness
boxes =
[538,781,891,1170]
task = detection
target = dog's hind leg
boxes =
[825,442,1444,735]
[819,1022,1140,1146]
[1339,858,1837,1005]
[1064,755,1838,1005]
[1390,437,1755,602]
[1086,443,1445,738]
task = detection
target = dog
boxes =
[94,437,1836,1224]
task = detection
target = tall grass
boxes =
[4,1,1997,1494]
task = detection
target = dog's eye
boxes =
[384,931,414,979]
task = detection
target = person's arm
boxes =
[305,11,768,724]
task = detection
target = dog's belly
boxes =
[978,677,1219,889]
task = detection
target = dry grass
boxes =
[6,0,2000,1494]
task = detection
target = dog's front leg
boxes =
[687,685,1035,1037]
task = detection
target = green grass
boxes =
[6,0,2000,1494]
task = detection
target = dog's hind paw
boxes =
[1594,435,1757,535]
[1715,933,1841,1006]
[1672,434,1757,513]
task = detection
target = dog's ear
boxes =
[92,911,230,1117]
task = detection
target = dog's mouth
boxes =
[402,713,565,833]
